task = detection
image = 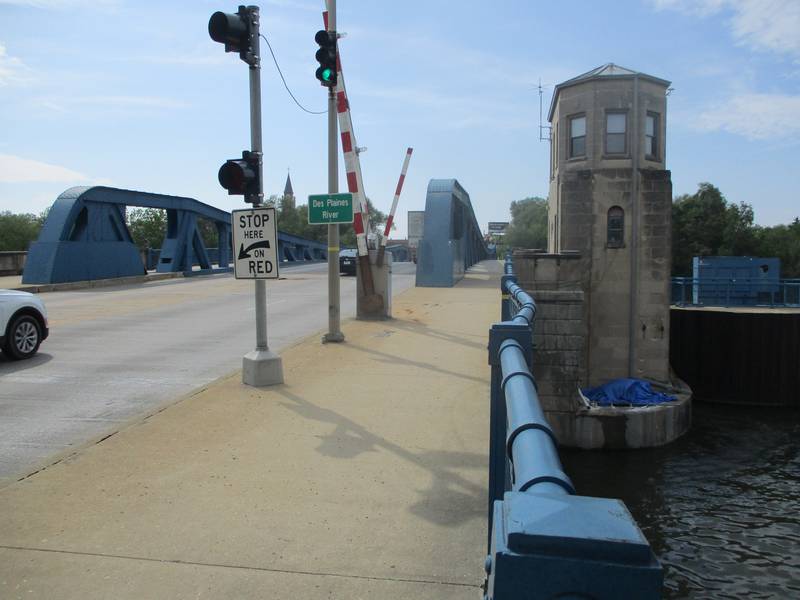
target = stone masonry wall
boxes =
[634,169,672,382]
[515,253,589,443]
[587,168,634,384]
[530,289,588,418]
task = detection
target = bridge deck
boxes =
[0,261,501,599]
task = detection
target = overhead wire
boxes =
[260,33,326,115]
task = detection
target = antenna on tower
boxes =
[538,78,552,142]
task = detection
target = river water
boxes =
[560,403,800,599]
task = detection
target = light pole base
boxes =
[242,349,284,387]
[322,331,345,344]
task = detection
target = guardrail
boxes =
[483,255,662,600]
[672,277,800,307]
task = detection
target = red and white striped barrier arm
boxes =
[323,9,370,257]
[380,147,413,248]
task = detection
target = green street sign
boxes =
[308,193,354,224]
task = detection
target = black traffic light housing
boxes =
[218,151,262,204]
[209,5,257,66]
[314,29,337,88]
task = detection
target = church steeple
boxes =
[283,171,294,198]
[280,169,296,211]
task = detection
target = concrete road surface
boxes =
[0,262,417,485]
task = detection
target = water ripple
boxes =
[561,403,800,599]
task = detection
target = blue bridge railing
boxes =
[484,255,662,599]
[671,277,800,307]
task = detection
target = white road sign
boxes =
[232,207,279,280]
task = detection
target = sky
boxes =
[1,0,799,239]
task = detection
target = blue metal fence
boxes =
[671,277,800,307]
[484,255,662,599]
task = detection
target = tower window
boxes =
[569,115,586,158]
[606,112,627,155]
[607,206,624,248]
[646,112,659,159]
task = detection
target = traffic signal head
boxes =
[314,29,337,88]
[209,6,257,65]
[218,151,261,204]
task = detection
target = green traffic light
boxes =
[322,68,333,82]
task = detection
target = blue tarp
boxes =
[581,379,676,407]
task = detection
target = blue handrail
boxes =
[484,254,662,599]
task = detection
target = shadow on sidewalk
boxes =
[342,342,487,386]
[276,388,487,528]
[387,317,487,352]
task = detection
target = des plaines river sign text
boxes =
[307,193,354,225]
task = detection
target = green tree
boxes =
[127,208,166,250]
[0,212,42,251]
[672,183,729,275]
[503,197,548,251]
[720,200,759,257]
[755,218,800,278]
[671,183,759,275]
[197,218,219,249]
[670,182,800,276]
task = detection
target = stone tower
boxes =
[547,63,672,384]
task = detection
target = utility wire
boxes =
[260,33,326,115]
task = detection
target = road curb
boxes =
[11,272,185,294]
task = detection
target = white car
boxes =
[0,290,49,360]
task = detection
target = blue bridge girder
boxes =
[23,186,233,284]
[415,179,490,287]
[276,230,328,263]
[23,186,332,285]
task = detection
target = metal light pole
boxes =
[322,0,344,344]
[242,5,284,385]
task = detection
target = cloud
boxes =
[76,95,190,109]
[0,154,93,183]
[695,92,800,140]
[35,94,190,113]
[135,54,228,67]
[0,43,31,86]
[263,0,319,11]
[729,0,800,57]
[0,0,118,8]
[353,81,527,130]
[650,0,728,15]
[651,0,800,59]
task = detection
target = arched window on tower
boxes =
[607,206,624,248]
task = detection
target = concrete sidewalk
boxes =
[0,262,501,599]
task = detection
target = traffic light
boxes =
[314,29,337,88]
[209,6,256,65]
[218,151,261,204]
